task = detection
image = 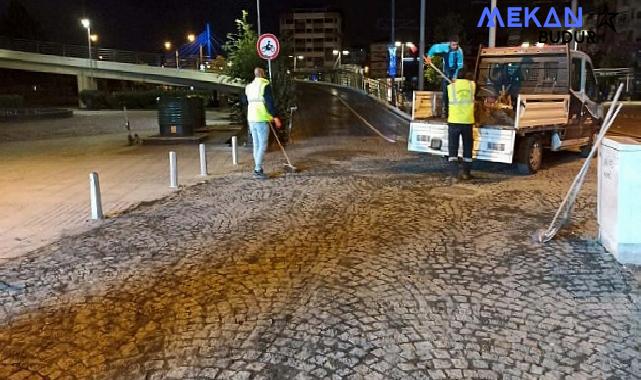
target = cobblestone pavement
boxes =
[0,133,640,379]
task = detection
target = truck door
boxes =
[566,57,584,139]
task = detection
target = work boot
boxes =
[461,162,473,180]
[447,160,459,184]
[253,169,268,180]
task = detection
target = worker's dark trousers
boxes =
[448,123,473,163]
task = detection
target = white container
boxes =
[598,136,641,264]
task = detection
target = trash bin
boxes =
[158,95,205,136]
[598,136,641,264]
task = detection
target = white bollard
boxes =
[199,144,208,176]
[232,136,238,165]
[169,151,178,188]
[89,172,104,220]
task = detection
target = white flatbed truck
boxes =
[408,45,603,174]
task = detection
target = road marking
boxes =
[335,94,397,143]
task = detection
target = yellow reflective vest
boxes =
[245,78,273,122]
[447,79,476,124]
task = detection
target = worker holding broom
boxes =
[245,67,281,180]
[424,36,464,118]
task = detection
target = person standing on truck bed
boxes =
[447,71,476,181]
[424,36,464,118]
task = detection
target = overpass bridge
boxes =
[0,37,244,96]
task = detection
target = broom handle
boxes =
[429,61,453,84]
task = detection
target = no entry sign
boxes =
[257,34,280,60]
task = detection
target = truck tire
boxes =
[516,135,543,175]
[580,133,598,158]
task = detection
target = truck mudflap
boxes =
[408,122,516,164]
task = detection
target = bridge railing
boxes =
[0,36,165,66]
[0,36,231,74]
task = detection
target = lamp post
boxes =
[396,42,413,79]
[81,18,92,66]
[418,0,426,90]
[290,55,304,71]
[186,34,197,69]
[489,0,497,47]
[257,0,262,35]
[164,41,178,69]
[333,49,341,68]
[390,0,396,107]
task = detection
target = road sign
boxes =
[257,34,280,60]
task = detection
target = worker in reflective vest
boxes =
[245,67,278,180]
[447,72,476,180]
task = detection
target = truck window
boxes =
[571,58,582,91]
[477,55,569,98]
[585,62,598,100]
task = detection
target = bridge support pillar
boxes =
[77,73,98,108]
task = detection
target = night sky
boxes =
[0,0,478,53]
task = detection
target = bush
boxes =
[0,94,24,108]
[79,90,212,110]
[112,90,161,109]
[79,90,108,110]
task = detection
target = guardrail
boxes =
[305,68,412,113]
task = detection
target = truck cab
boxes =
[408,45,603,174]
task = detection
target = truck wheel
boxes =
[516,135,543,175]
[580,134,598,158]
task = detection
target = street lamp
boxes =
[187,34,196,43]
[80,18,92,65]
[90,34,98,43]
[333,50,341,68]
[290,55,304,71]
[395,41,413,79]
[164,41,179,69]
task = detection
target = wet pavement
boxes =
[0,85,639,380]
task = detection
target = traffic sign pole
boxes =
[268,59,272,81]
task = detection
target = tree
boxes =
[0,0,43,39]
[223,11,263,84]
[424,56,444,90]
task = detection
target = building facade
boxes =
[280,9,342,70]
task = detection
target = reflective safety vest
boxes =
[245,78,273,122]
[447,79,476,124]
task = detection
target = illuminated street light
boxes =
[395,41,402,47]
[90,34,98,43]
[332,50,339,56]
[187,34,196,43]
[80,18,93,65]
[164,41,172,51]
[342,50,349,56]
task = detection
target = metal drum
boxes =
[158,95,204,136]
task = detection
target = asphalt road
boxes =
[293,82,409,141]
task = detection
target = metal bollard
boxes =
[169,151,178,188]
[232,136,238,165]
[89,172,104,220]
[199,144,208,176]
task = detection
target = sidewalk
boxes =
[0,110,246,262]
